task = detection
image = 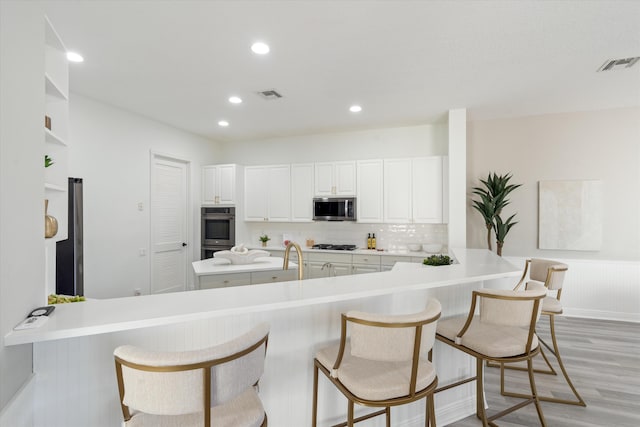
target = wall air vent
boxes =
[257,89,283,100]
[597,57,640,72]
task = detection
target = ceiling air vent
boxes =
[256,89,283,100]
[597,57,640,72]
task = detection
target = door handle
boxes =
[182,242,188,247]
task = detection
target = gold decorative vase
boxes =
[44,199,58,238]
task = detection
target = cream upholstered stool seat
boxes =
[114,323,269,427]
[312,298,441,427]
[497,258,586,407]
[435,288,548,427]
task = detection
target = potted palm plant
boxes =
[471,172,521,256]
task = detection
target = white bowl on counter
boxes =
[422,243,443,253]
[407,244,422,252]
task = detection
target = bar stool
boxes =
[436,288,547,426]
[114,323,269,427]
[499,258,586,407]
[312,298,442,427]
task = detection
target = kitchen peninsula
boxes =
[5,249,520,427]
[192,256,297,289]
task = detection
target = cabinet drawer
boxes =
[251,270,297,284]
[199,273,251,289]
[352,254,381,266]
[307,252,352,263]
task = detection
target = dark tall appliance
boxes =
[56,177,83,296]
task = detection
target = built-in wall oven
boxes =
[201,207,235,259]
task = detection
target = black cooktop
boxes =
[312,244,357,251]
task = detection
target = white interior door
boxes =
[150,154,189,294]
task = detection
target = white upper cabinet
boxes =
[383,158,413,223]
[412,157,443,223]
[356,159,383,223]
[244,165,291,222]
[314,161,356,196]
[202,164,236,205]
[383,157,444,224]
[290,163,314,222]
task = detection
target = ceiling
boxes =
[42,0,640,142]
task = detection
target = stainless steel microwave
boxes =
[313,197,356,221]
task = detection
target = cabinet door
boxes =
[217,164,236,204]
[314,162,334,196]
[384,158,412,223]
[267,165,291,221]
[244,167,268,221]
[202,166,217,203]
[307,261,331,278]
[334,161,356,195]
[357,160,383,222]
[291,163,314,222]
[412,157,443,223]
[331,263,352,277]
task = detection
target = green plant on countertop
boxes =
[44,154,54,168]
[423,255,453,266]
[259,234,271,243]
[471,172,521,255]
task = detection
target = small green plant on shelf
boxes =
[44,155,54,168]
[423,255,453,266]
[259,234,271,244]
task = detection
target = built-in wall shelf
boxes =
[45,183,66,192]
[45,128,66,146]
[45,74,68,101]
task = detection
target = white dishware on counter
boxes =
[422,243,443,253]
[214,245,270,264]
[407,244,422,252]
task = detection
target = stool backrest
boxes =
[479,289,545,327]
[114,323,269,420]
[347,298,442,362]
[530,258,567,290]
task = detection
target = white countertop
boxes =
[192,257,294,276]
[4,249,519,346]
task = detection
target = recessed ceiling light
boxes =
[251,42,270,55]
[218,120,229,127]
[66,51,84,63]
[349,105,362,113]
[228,96,242,104]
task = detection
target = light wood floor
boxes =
[446,316,640,427]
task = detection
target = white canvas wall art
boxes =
[538,180,603,251]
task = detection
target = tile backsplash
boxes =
[241,222,448,252]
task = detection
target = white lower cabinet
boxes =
[352,264,381,274]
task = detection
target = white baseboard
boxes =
[0,373,35,427]
[563,308,640,323]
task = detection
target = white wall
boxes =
[68,95,222,299]
[0,0,44,413]
[219,123,448,165]
[467,107,640,261]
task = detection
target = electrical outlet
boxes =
[139,248,146,256]
[134,288,141,296]
[137,202,144,211]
